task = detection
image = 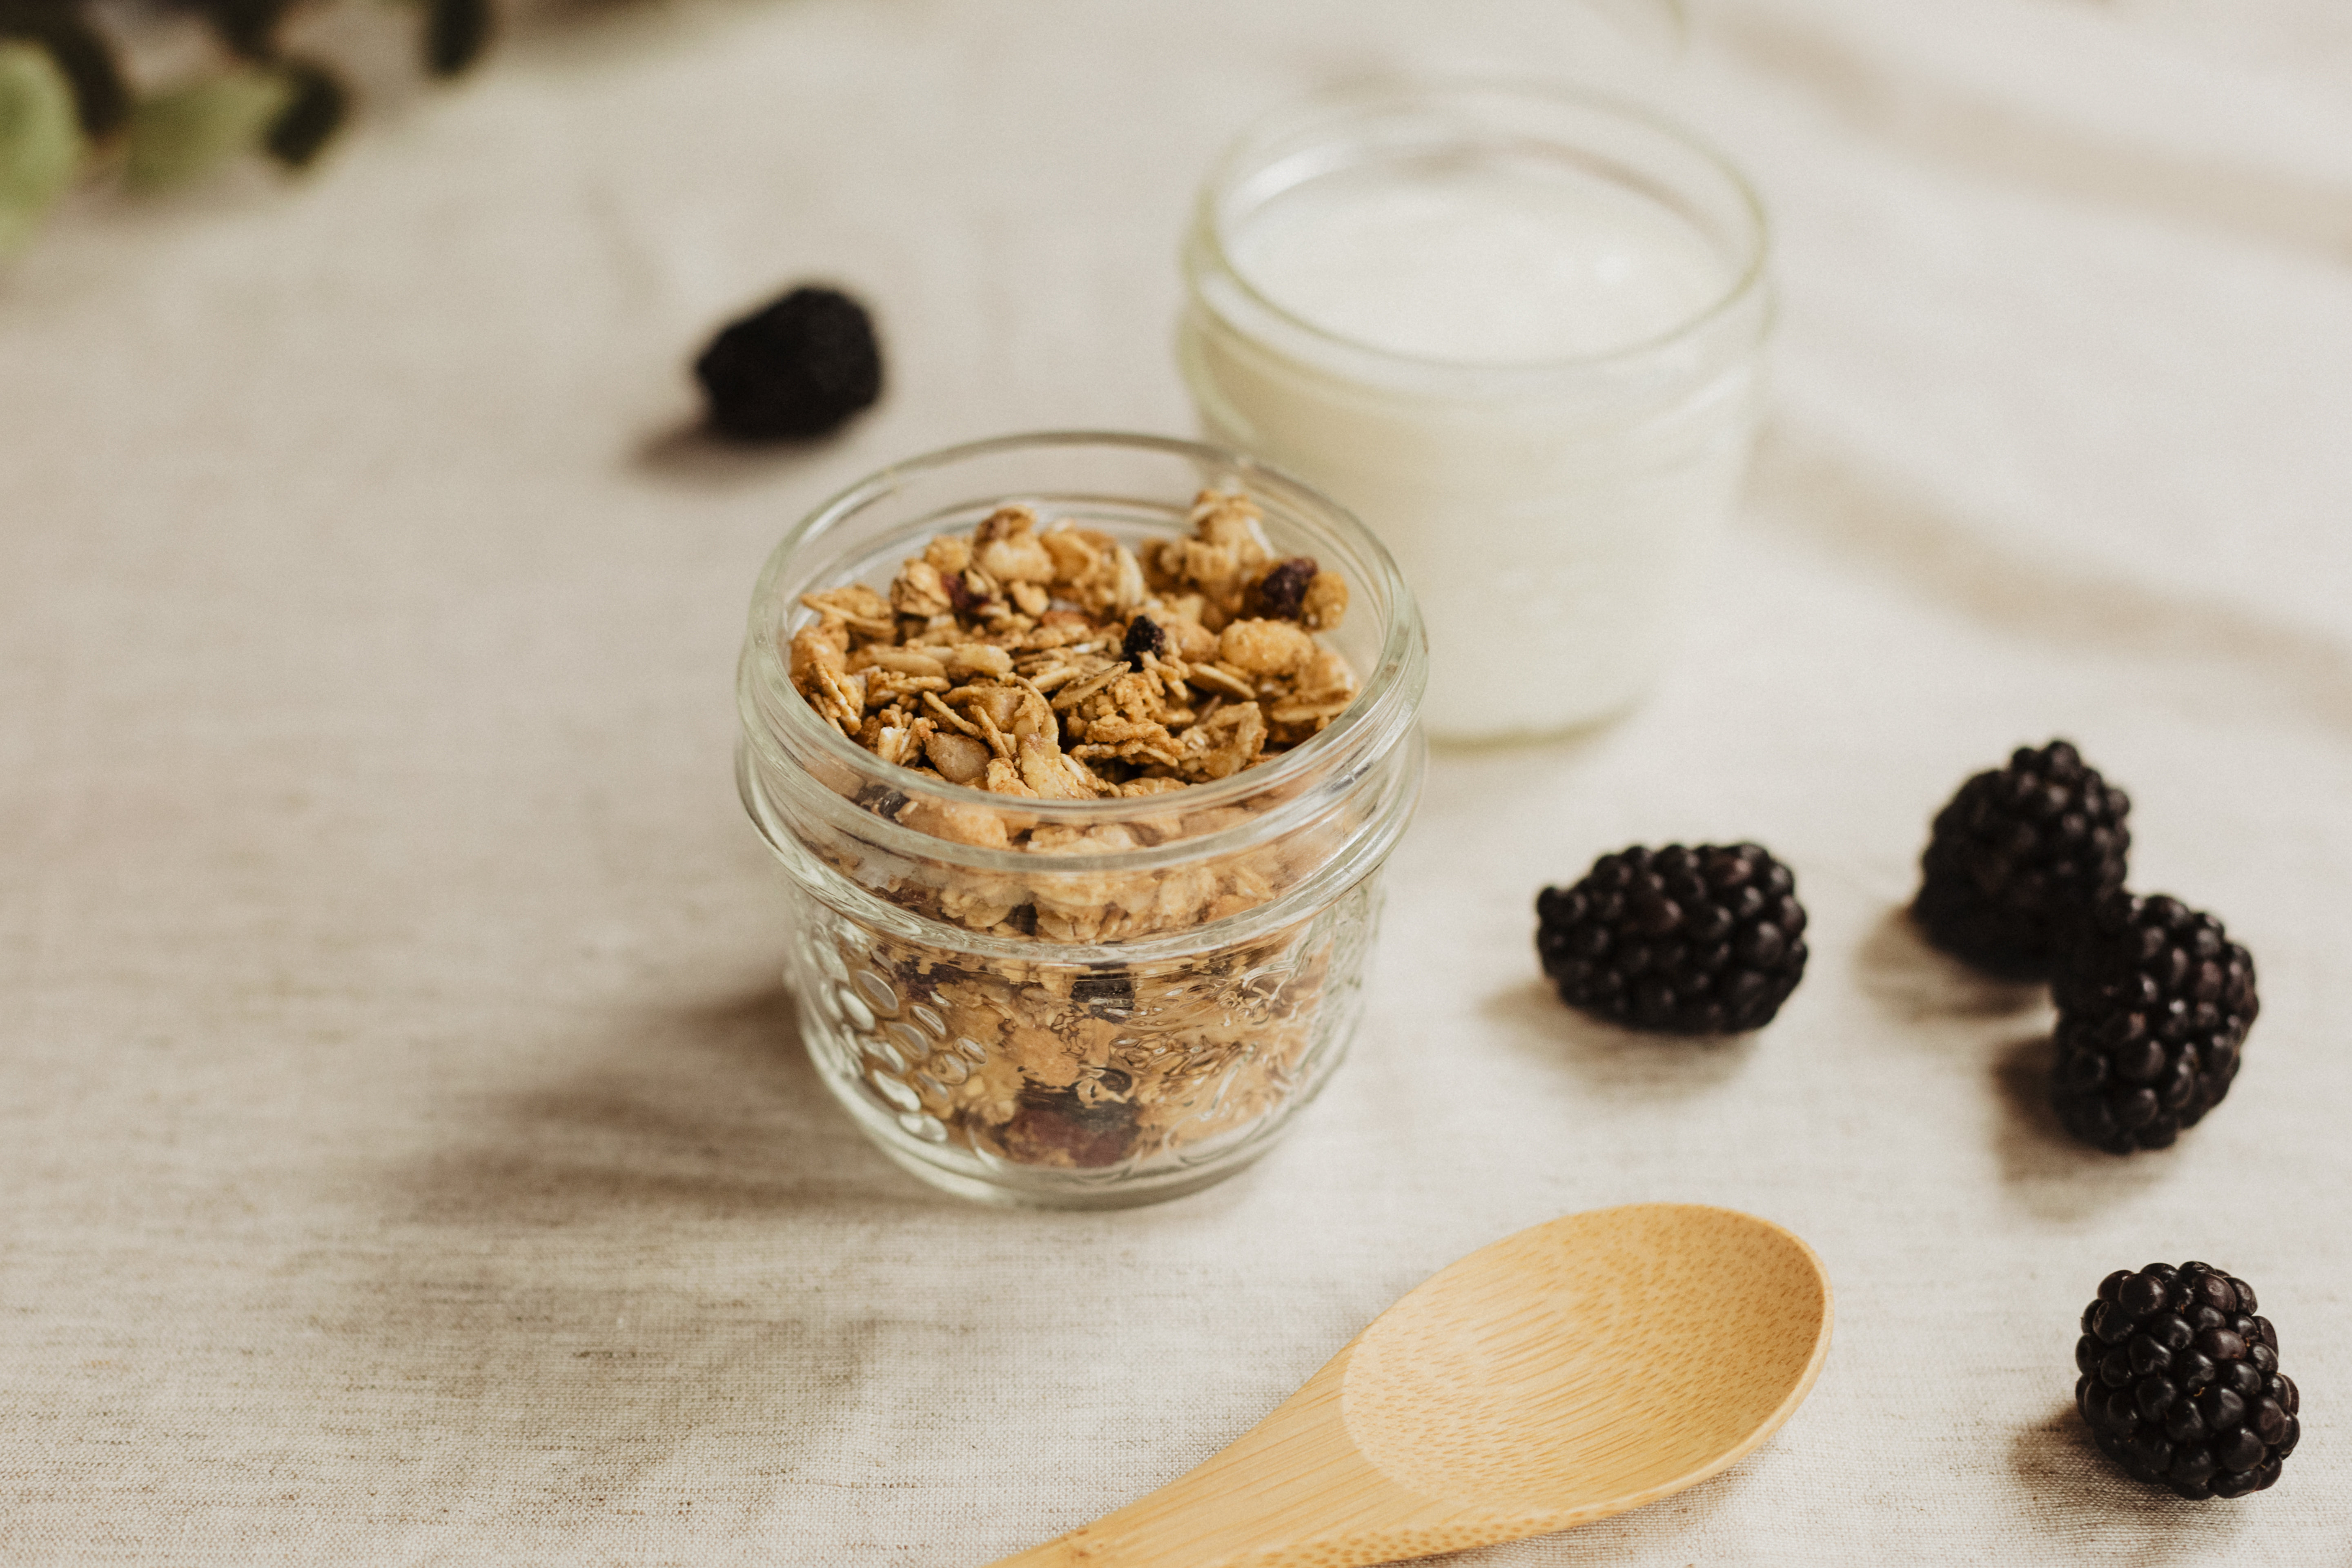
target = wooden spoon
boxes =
[984,1203,1831,1567]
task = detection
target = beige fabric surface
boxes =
[4,0,2348,1561]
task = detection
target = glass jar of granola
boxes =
[737,432,1426,1208]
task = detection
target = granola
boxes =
[775,490,1382,1178]
[789,489,1356,807]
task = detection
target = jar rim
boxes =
[1187,76,1772,387]
[738,430,1428,882]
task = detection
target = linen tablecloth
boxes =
[4,0,2348,1561]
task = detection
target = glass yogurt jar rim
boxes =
[1187,76,1772,389]
[736,430,1428,919]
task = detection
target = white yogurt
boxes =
[1232,158,1728,363]
[1181,87,1770,740]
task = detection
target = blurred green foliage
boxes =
[0,42,81,253]
[0,0,494,249]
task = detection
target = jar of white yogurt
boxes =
[1179,82,1770,741]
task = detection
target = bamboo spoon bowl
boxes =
[985,1203,1833,1568]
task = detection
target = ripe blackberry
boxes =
[1914,740,2131,980]
[1120,615,1166,662]
[1535,843,1808,1035]
[2075,1262,2298,1499]
[695,285,882,440]
[2051,894,2257,1154]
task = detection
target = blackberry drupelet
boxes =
[1535,843,1808,1034]
[2075,1261,2299,1499]
[1914,739,2131,980]
[695,285,882,440]
[2051,893,2257,1154]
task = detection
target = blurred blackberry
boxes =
[1120,615,1166,663]
[695,285,882,440]
[2075,1261,2298,1499]
[1535,843,1808,1034]
[1003,1082,1134,1169]
[1914,739,2130,980]
[2051,894,2257,1154]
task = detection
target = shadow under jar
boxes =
[737,433,1427,1208]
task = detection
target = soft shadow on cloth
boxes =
[1853,908,2169,1222]
[2008,1398,2251,1564]
[1991,1031,2174,1223]
[1713,3,2352,265]
[306,980,972,1517]
[631,417,853,492]
[1439,1462,1757,1567]
[1481,976,1762,1096]
[1851,904,2045,1026]
[403,983,912,1223]
[1748,426,2352,735]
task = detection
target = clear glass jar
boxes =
[1180,81,1771,742]
[736,433,1427,1208]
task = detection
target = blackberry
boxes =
[1914,740,2131,980]
[1002,1082,1135,1169]
[263,62,349,169]
[2051,894,2256,1154]
[2075,1262,2298,1499]
[1535,843,1808,1034]
[694,285,882,440]
[1248,557,1318,619]
[1120,615,1166,663]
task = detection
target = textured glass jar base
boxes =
[821,1077,1292,1210]
[777,871,1383,1209]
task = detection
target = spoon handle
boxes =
[974,1544,1079,1566]
[976,1544,1074,1566]
[978,1205,1835,1567]
[976,1354,1510,1568]
[976,1356,1356,1568]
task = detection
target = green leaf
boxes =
[0,3,130,137]
[124,67,290,191]
[0,40,81,255]
[263,59,345,168]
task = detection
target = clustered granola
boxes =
[782,491,1374,1173]
[788,489,1354,813]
